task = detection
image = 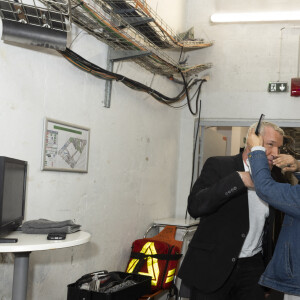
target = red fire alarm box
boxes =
[291,78,300,96]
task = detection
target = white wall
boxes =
[176,0,300,216]
[186,0,300,120]
[231,127,248,155]
[147,0,186,33]
[0,1,185,298]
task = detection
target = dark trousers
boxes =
[190,253,265,300]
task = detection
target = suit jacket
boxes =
[178,153,277,293]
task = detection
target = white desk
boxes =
[152,217,199,228]
[0,231,91,300]
[144,217,199,240]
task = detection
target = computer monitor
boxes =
[0,157,27,243]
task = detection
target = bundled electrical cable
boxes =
[58,48,206,107]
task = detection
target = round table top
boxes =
[0,230,91,253]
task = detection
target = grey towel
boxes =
[21,219,81,234]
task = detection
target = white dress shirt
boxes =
[239,159,269,258]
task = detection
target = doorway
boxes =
[193,119,300,182]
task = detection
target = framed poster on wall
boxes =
[42,118,90,172]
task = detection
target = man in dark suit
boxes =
[178,122,284,300]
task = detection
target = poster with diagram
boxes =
[42,118,90,172]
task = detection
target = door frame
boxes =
[194,118,300,181]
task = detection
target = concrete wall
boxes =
[231,127,249,155]
[176,0,300,217]
[0,1,186,298]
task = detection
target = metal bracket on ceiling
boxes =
[103,48,151,108]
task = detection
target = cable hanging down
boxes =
[58,48,206,109]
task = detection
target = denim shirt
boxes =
[248,150,300,296]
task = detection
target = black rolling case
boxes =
[67,271,151,300]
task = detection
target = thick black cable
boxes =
[59,48,204,104]
[165,79,205,109]
[180,71,200,116]
[185,99,202,220]
[184,80,205,220]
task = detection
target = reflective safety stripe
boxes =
[126,242,160,286]
[165,268,176,283]
[126,257,139,273]
[127,242,152,274]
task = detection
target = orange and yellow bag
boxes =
[125,226,182,293]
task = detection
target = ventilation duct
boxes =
[0,0,69,50]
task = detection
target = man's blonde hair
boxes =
[245,121,284,146]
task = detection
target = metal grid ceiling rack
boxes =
[100,0,213,50]
[41,0,213,77]
[0,0,213,77]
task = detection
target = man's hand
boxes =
[247,128,263,149]
[238,172,254,188]
[273,154,300,172]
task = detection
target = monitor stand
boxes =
[0,238,18,243]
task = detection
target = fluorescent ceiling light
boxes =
[211,11,300,23]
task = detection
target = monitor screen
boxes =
[0,157,27,237]
[2,162,26,224]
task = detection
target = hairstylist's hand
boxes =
[247,129,263,149]
[273,154,300,172]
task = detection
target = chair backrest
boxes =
[148,225,183,253]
